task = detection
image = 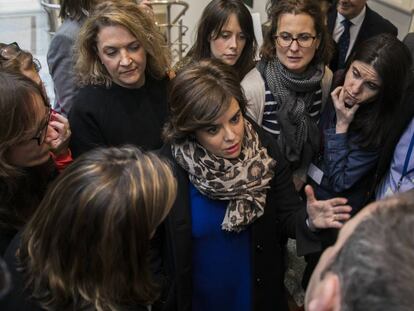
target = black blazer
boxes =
[156,118,322,311]
[328,4,398,72]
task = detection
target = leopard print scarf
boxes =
[172,119,276,232]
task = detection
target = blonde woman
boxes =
[69,1,171,157]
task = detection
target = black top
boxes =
[69,75,169,158]
[0,160,57,256]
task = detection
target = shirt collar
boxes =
[337,5,366,27]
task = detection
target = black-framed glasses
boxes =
[0,42,42,72]
[274,33,317,48]
[31,105,51,145]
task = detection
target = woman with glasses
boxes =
[0,42,71,160]
[69,1,170,158]
[0,70,70,256]
[241,0,333,191]
[174,0,257,81]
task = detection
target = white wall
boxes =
[368,0,414,39]
[0,0,41,14]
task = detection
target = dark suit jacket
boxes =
[156,118,322,311]
[328,4,398,72]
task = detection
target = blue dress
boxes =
[190,184,252,311]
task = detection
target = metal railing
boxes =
[39,0,61,37]
[39,0,190,62]
[150,0,189,63]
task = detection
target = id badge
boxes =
[307,163,324,185]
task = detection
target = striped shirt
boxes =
[262,81,323,138]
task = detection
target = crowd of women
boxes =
[0,0,412,310]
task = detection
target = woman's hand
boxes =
[331,86,359,134]
[305,185,351,230]
[45,111,71,157]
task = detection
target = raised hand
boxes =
[305,185,351,230]
[331,86,359,134]
[45,111,71,156]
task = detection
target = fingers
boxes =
[329,221,344,229]
[304,185,316,204]
[50,111,68,123]
[333,205,352,213]
[327,197,348,206]
[333,213,351,222]
[349,102,360,114]
[331,86,342,98]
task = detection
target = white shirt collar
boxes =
[337,5,366,27]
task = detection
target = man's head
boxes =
[305,189,414,311]
[337,0,367,20]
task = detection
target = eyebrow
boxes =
[211,108,241,126]
[353,66,381,84]
[102,40,140,49]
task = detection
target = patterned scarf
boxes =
[257,57,324,170]
[172,119,276,232]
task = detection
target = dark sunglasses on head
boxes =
[0,42,42,72]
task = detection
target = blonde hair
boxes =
[75,1,170,87]
[20,146,177,310]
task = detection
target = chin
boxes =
[288,64,307,74]
[24,154,51,168]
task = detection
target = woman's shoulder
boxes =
[241,67,264,89]
[246,116,279,158]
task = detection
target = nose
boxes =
[289,39,300,52]
[120,50,132,66]
[223,126,236,142]
[229,35,238,50]
[350,80,363,95]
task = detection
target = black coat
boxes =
[156,119,321,311]
[328,4,398,72]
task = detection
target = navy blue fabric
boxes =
[337,19,352,70]
[310,101,379,215]
[190,184,252,311]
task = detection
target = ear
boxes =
[307,273,341,311]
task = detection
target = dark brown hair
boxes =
[345,33,412,150]
[261,0,333,65]
[59,0,98,20]
[20,146,177,310]
[0,71,49,179]
[0,71,52,232]
[191,0,257,80]
[163,59,247,143]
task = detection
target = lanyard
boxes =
[397,131,414,190]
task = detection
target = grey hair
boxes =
[326,190,414,311]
